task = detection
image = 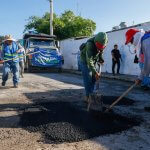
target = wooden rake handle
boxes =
[105,83,137,113]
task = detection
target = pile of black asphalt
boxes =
[20,99,140,144]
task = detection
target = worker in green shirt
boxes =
[80,32,108,104]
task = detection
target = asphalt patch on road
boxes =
[102,96,135,106]
[20,101,140,144]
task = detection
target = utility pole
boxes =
[49,0,53,36]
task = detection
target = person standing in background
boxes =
[111,44,121,75]
[17,42,25,78]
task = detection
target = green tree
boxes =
[0,36,4,43]
[24,10,96,40]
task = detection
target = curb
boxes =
[0,70,136,83]
[62,69,136,83]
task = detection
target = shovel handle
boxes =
[105,83,136,113]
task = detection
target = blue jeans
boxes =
[139,63,150,87]
[80,61,96,97]
[2,62,19,85]
[142,77,150,87]
[139,62,144,70]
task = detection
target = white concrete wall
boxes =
[60,38,88,70]
[60,22,150,75]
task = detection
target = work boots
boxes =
[1,82,19,88]
[13,84,19,88]
[1,82,6,86]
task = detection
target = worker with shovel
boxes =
[125,28,150,111]
[80,32,108,110]
[125,28,150,89]
[0,35,23,88]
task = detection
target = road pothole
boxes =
[20,101,140,144]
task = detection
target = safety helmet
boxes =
[125,28,140,45]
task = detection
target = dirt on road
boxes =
[0,69,150,150]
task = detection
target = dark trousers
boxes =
[112,59,120,74]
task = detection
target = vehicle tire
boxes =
[58,68,62,73]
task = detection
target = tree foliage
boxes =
[0,36,4,43]
[24,10,96,40]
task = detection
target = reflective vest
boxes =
[3,42,19,63]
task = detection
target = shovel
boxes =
[105,83,137,113]
[87,63,103,111]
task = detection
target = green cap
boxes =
[94,32,108,47]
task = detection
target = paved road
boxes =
[0,71,150,150]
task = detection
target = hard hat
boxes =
[125,28,140,45]
[3,35,16,42]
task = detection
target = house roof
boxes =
[107,21,150,33]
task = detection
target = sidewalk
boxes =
[62,69,137,82]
